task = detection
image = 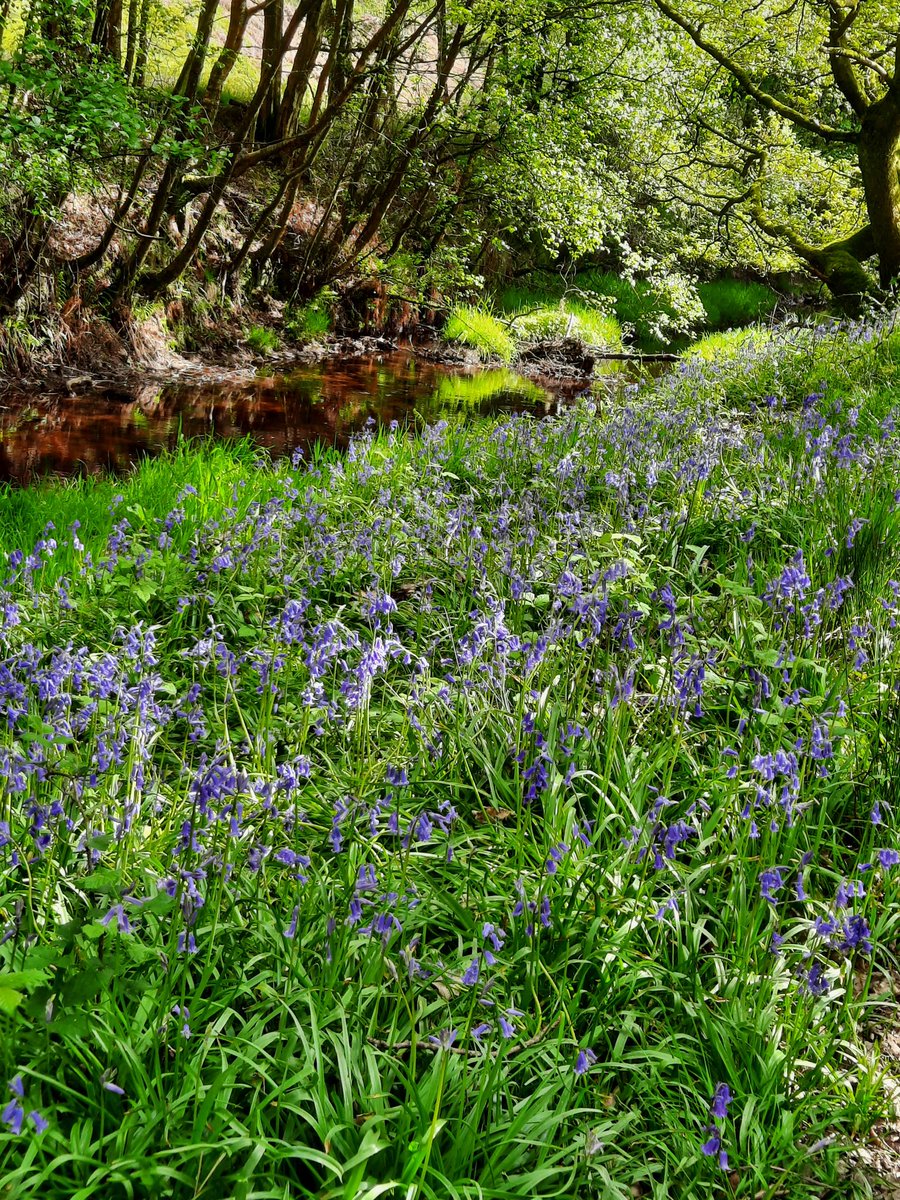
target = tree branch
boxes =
[650,0,858,141]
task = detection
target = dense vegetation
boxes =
[3,1,900,1195]
[0,0,898,353]
[0,318,899,1196]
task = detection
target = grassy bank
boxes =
[441,273,780,363]
[0,319,899,1197]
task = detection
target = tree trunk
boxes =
[277,0,326,141]
[110,0,222,296]
[0,207,57,314]
[257,0,285,143]
[138,0,316,296]
[328,0,354,105]
[133,0,151,87]
[858,90,900,287]
[123,0,140,80]
[0,0,13,46]
[92,0,123,64]
[205,0,251,122]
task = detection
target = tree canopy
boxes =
[0,0,897,315]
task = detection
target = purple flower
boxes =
[100,904,133,934]
[499,1008,522,1040]
[710,1082,732,1120]
[759,867,785,905]
[574,1047,597,1076]
[428,1028,457,1050]
[701,1125,728,1170]
[29,1111,48,1134]
[803,961,829,996]
[839,914,872,954]
[462,957,480,987]
[1,1099,23,1135]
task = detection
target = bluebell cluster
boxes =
[0,353,898,1174]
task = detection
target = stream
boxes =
[0,352,596,485]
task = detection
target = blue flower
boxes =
[574,1048,597,1076]
[710,1082,732,1120]
[701,1125,728,1170]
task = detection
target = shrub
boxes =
[684,326,772,363]
[245,325,280,353]
[511,302,622,351]
[285,299,332,342]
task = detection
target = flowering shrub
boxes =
[0,340,899,1196]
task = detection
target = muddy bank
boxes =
[1,297,670,400]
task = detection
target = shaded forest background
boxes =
[0,0,899,362]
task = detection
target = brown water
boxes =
[0,353,585,485]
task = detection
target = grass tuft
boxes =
[443,304,516,362]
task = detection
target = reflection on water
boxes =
[0,354,579,485]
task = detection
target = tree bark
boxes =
[205,0,252,122]
[858,90,900,287]
[0,0,13,46]
[123,0,140,79]
[257,0,285,142]
[277,0,327,141]
[133,0,151,87]
[92,0,123,64]
[138,0,317,296]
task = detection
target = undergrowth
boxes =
[0,319,899,1197]
[443,305,516,362]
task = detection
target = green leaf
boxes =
[81,867,123,894]
[0,987,24,1015]
[0,969,49,991]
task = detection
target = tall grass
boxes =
[444,304,516,362]
[697,279,779,330]
[497,272,781,352]
[0,320,899,1197]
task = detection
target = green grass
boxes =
[684,326,771,362]
[680,315,900,408]
[0,321,899,1197]
[510,302,622,351]
[497,272,782,352]
[285,298,333,342]
[244,324,280,353]
[497,271,686,352]
[443,304,516,362]
[697,279,779,330]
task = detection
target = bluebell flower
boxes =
[462,958,480,987]
[759,867,785,905]
[701,1125,725,1166]
[28,1111,48,1134]
[710,1083,732,1120]
[1,1099,23,1135]
[574,1048,597,1076]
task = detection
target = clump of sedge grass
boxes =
[444,304,516,362]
